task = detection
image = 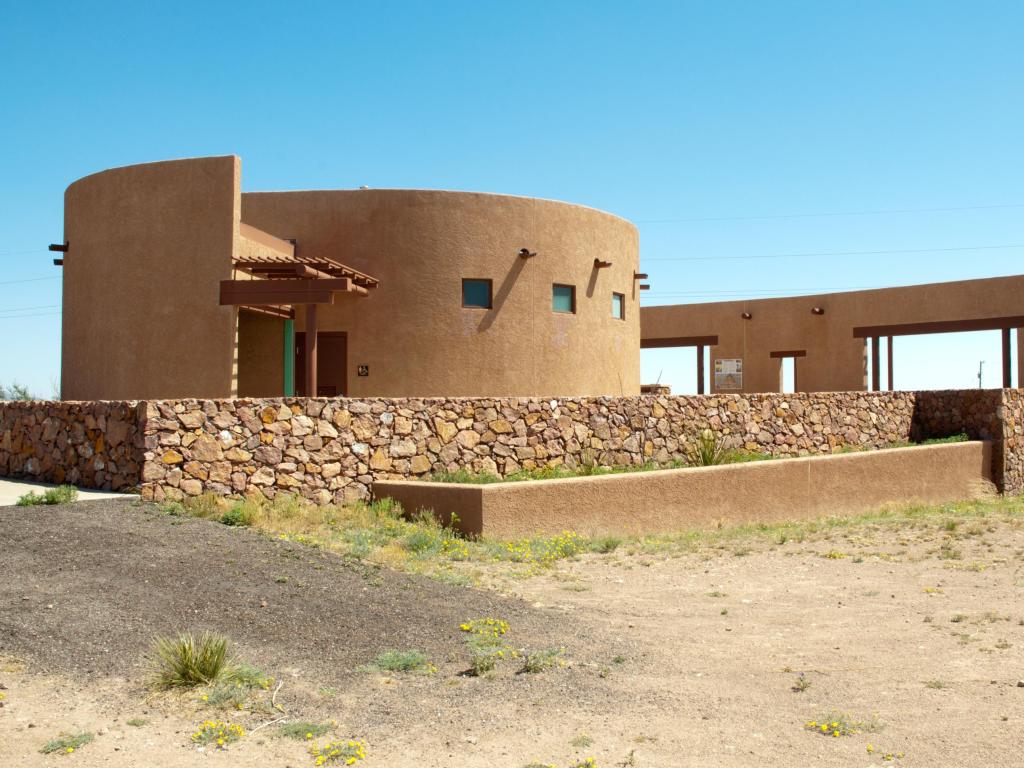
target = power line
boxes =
[634,202,1024,224]
[0,275,60,286]
[644,243,1024,263]
[0,249,52,258]
[0,310,61,320]
[643,287,878,297]
[0,303,60,314]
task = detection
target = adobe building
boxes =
[641,275,1024,394]
[57,156,641,400]
[54,155,1024,401]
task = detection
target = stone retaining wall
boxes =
[0,401,145,490]
[1000,388,1024,494]
[1,390,1022,502]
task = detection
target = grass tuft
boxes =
[151,631,233,689]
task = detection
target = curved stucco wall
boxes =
[61,156,240,400]
[241,189,640,397]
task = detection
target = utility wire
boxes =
[642,289,877,298]
[634,202,1024,224]
[0,249,52,258]
[0,275,61,286]
[0,310,61,320]
[0,303,61,314]
[644,243,1024,262]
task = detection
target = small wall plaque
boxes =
[714,358,743,390]
[357,365,369,377]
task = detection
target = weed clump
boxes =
[522,647,566,673]
[277,721,333,740]
[805,711,884,738]
[361,649,436,675]
[151,632,232,688]
[791,672,812,692]
[40,732,93,755]
[17,485,78,506]
[191,719,244,748]
[310,738,367,765]
[460,617,517,675]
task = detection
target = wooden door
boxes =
[295,332,347,396]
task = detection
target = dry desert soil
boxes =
[1,498,1022,767]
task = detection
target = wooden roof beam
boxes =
[220,277,365,306]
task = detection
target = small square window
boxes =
[552,284,575,313]
[612,292,625,320]
[462,278,492,309]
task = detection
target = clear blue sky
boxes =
[2,1,1021,396]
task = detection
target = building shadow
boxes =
[478,255,527,332]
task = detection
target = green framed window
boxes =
[462,278,492,309]
[612,292,625,320]
[552,283,575,313]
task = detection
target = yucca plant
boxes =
[151,631,234,689]
[685,429,735,466]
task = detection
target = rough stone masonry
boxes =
[1,390,1021,503]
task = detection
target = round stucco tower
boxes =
[241,188,641,397]
[57,156,640,400]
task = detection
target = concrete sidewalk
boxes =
[0,478,133,507]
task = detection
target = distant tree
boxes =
[0,382,34,400]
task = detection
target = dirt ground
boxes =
[1,499,1022,767]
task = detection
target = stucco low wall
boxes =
[1,390,1022,503]
[375,442,997,537]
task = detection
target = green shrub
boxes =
[16,485,78,506]
[0,382,33,401]
[151,631,233,688]
[220,505,253,527]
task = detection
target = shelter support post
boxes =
[1002,328,1012,388]
[696,345,705,394]
[870,336,881,392]
[887,336,894,391]
[1018,328,1023,388]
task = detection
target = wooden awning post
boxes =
[305,304,318,397]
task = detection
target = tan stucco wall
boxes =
[241,189,640,397]
[237,310,284,397]
[376,441,995,537]
[641,274,1024,393]
[61,156,241,400]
